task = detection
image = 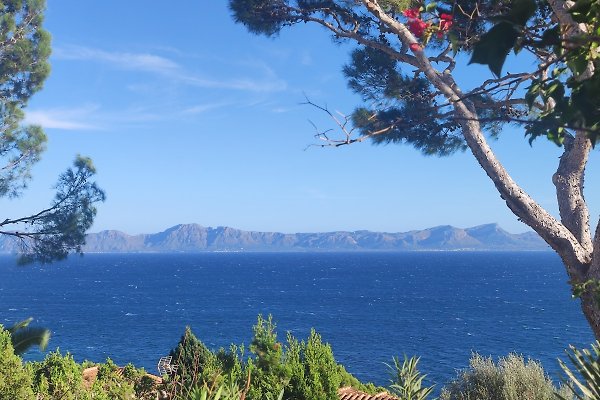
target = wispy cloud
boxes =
[24,104,171,131]
[54,46,180,75]
[181,101,232,115]
[54,45,287,93]
[24,105,100,130]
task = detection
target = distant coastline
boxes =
[58,223,553,253]
[0,222,550,254]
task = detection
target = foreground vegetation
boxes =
[2,315,599,400]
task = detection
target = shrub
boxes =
[286,329,352,400]
[440,353,563,400]
[121,362,158,400]
[29,350,87,400]
[177,373,257,400]
[0,325,35,400]
[168,316,379,400]
[90,358,136,400]
[170,326,224,388]
[246,315,290,400]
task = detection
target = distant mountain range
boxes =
[75,223,547,252]
[0,223,549,254]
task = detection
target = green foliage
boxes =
[387,355,434,400]
[90,358,136,400]
[169,316,379,400]
[379,0,415,13]
[230,0,512,156]
[121,363,157,399]
[285,329,345,400]
[440,353,563,400]
[468,0,538,76]
[29,350,88,400]
[469,21,520,77]
[557,342,600,400]
[177,372,257,400]
[0,0,105,263]
[246,315,290,400]
[468,0,600,145]
[0,0,51,199]
[7,317,50,355]
[228,0,290,37]
[14,155,106,264]
[229,0,600,154]
[0,325,35,400]
[170,326,226,388]
[344,46,467,156]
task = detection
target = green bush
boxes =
[177,373,258,400]
[440,353,565,400]
[0,325,35,400]
[29,350,87,400]
[168,316,381,400]
[89,358,136,400]
[246,315,290,400]
[286,329,351,400]
[122,363,158,400]
[170,326,225,388]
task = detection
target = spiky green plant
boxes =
[387,355,434,400]
[177,374,282,400]
[557,342,600,400]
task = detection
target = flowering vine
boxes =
[402,4,453,51]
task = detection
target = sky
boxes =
[4,1,599,235]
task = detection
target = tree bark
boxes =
[553,131,593,253]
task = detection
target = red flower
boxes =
[439,13,453,31]
[403,8,420,19]
[409,42,422,52]
[407,18,428,37]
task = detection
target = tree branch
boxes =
[547,0,595,80]
[361,0,592,277]
[552,131,593,255]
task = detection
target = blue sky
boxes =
[6,1,599,234]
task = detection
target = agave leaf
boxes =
[213,386,222,400]
[559,342,600,399]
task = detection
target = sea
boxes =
[0,251,594,388]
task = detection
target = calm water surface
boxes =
[0,252,593,387]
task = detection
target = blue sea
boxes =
[0,251,594,388]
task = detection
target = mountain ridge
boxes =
[0,223,550,253]
[77,223,548,252]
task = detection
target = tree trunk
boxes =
[581,227,600,339]
[580,292,600,339]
